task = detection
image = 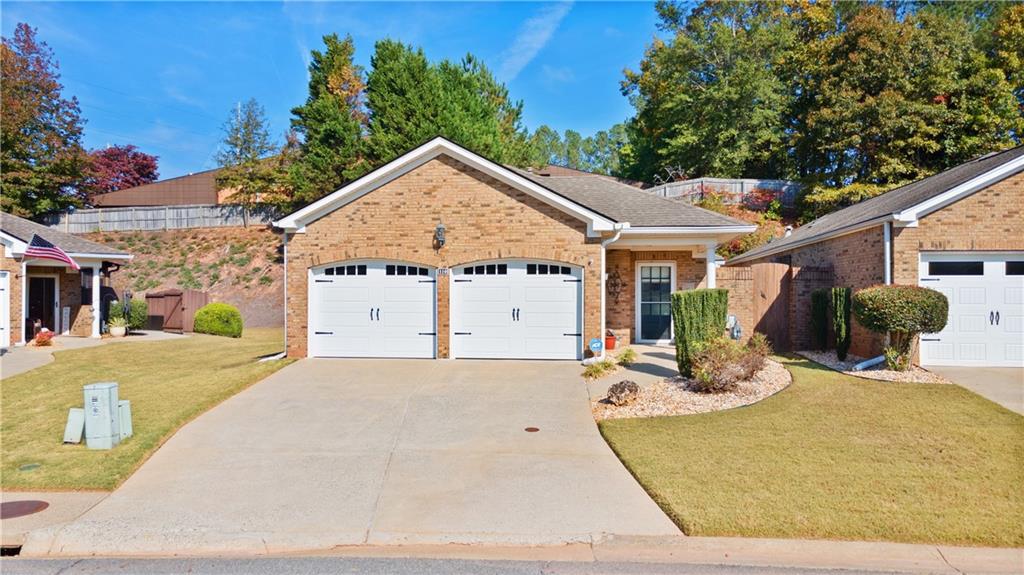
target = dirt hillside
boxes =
[84,227,284,327]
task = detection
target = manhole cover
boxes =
[524,427,540,433]
[1,500,49,520]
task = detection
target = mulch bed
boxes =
[592,359,791,420]
[797,350,952,384]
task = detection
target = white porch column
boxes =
[19,260,27,345]
[705,243,717,289]
[91,264,101,337]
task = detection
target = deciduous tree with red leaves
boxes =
[84,144,159,203]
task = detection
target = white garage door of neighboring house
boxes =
[451,261,582,360]
[0,271,8,349]
[919,253,1024,367]
[308,261,436,358]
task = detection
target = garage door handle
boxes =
[376,308,380,321]
[990,311,995,325]
[995,311,1000,325]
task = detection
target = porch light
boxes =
[434,222,446,249]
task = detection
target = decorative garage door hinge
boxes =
[563,333,582,337]
[314,331,334,335]
[418,332,436,336]
[454,332,472,335]
[563,279,582,283]
[418,279,436,283]
[453,279,472,283]
[314,279,334,283]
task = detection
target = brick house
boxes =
[1,212,132,348]
[273,137,755,359]
[728,146,1024,368]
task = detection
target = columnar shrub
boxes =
[831,287,852,361]
[852,285,948,371]
[810,289,829,350]
[671,288,729,377]
[193,303,244,338]
[108,299,147,331]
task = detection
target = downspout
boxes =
[855,220,893,371]
[584,222,629,364]
[282,231,289,355]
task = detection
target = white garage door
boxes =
[309,261,436,358]
[451,261,583,360]
[0,271,8,349]
[919,253,1024,367]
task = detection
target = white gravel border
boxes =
[593,359,791,420]
[797,350,953,384]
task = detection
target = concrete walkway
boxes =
[929,366,1024,415]
[0,331,188,379]
[23,358,678,556]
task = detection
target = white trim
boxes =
[26,271,61,335]
[730,153,1024,266]
[895,153,1024,223]
[90,263,101,338]
[0,270,9,349]
[599,224,627,360]
[19,260,26,345]
[282,231,289,355]
[621,226,756,235]
[635,260,677,344]
[274,137,617,236]
[883,222,892,285]
[728,215,892,265]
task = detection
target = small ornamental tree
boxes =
[852,285,948,371]
[831,287,852,361]
[671,288,729,377]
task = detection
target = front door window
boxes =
[639,265,673,342]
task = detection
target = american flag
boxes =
[25,234,80,270]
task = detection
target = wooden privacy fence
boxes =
[647,178,801,208]
[41,204,279,234]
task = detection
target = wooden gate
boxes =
[162,290,184,333]
[753,262,791,351]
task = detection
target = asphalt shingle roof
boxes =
[730,145,1024,264]
[1,211,130,256]
[509,168,750,228]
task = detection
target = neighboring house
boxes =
[273,137,755,359]
[0,212,132,347]
[729,146,1024,368]
[91,167,229,207]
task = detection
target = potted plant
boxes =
[604,330,617,351]
[108,316,128,338]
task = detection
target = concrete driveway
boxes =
[26,359,678,556]
[928,366,1024,415]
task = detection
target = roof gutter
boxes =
[727,214,895,265]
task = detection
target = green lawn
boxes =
[1,328,290,490]
[599,357,1024,547]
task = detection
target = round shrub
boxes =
[193,303,243,338]
[852,285,948,370]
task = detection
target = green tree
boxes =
[364,40,532,166]
[528,124,629,176]
[621,1,796,183]
[215,98,286,207]
[289,34,369,206]
[1,23,89,216]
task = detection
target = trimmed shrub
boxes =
[831,287,852,361]
[193,303,244,338]
[810,288,829,350]
[108,299,147,331]
[671,288,729,377]
[690,337,768,393]
[852,285,948,371]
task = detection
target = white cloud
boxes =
[159,65,205,109]
[498,2,573,82]
[542,64,574,84]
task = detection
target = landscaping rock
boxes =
[606,380,640,406]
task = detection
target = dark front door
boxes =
[28,277,57,337]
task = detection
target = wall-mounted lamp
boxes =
[434,222,446,249]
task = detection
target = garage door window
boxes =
[386,265,428,276]
[324,265,367,276]
[1006,262,1024,275]
[927,261,983,276]
[463,264,507,275]
[526,263,571,275]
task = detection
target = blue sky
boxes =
[1,2,660,179]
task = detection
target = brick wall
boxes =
[2,256,22,347]
[285,155,603,358]
[892,173,1024,284]
[717,266,753,342]
[605,249,708,344]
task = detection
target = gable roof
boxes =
[274,137,751,235]
[0,211,131,257]
[509,168,750,228]
[729,145,1024,264]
